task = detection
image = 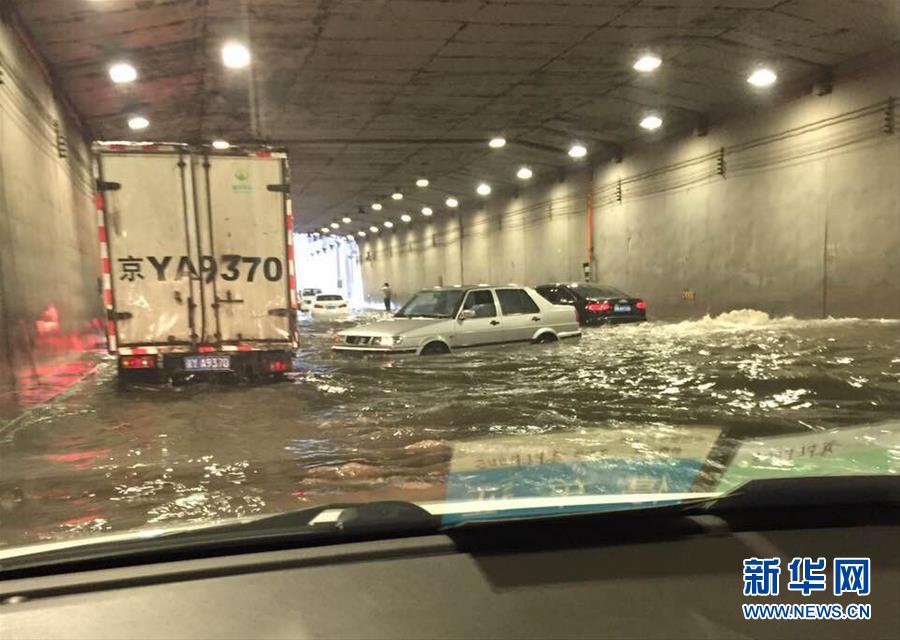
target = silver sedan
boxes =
[333,286,581,355]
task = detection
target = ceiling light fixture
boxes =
[127,116,149,130]
[330,222,340,229]
[445,197,459,208]
[320,227,330,234]
[516,166,533,180]
[633,54,662,73]
[358,231,367,237]
[488,137,506,148]
[108,62,137,84]
[416,178,429,187]
[568,144,587,159]
[639,114,663,130]
[222,41,251,69]
[400,214,412,223]
[383,220,394,228]
[391,191,403,200]
[342,217,352,224]
[212,140,230,150]
[369,225,379,233]
[476,183,492,196]
[421,207,433,216]
[371,202,383,211]
[747,67,777,87]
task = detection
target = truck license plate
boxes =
[614,304,631,313]
[184,355,231,371]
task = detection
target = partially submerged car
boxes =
[333,285,580,355]
[535,283,647,326]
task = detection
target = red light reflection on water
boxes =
[3,303,106,411]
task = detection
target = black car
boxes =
[535,283,646,326]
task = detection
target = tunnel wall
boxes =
[593,62,900,320]
[0,14,101,410]
[361,62,899,319]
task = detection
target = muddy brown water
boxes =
[1,311,898,547]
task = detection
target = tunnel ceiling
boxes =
[10,0,900,232]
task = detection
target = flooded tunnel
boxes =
[0,2,898,638]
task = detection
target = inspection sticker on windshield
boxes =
[444,427,721,513]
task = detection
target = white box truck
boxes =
[94,144,298,382]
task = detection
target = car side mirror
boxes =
[459,309,476,321]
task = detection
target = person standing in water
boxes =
[380,282,392,312]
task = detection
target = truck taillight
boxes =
[269,359,290,373]
[586,302,611,312]
[636,300,647,310]
[120,355,157,369]
[197,345,216,353]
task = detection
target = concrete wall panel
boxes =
[0,16,101,410]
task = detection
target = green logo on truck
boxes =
[233,169,251,193]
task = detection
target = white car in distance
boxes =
[298,288,322,312]
[333,286,580,355]
[311,293,349,320]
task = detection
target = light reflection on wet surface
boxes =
[1,310,898,546]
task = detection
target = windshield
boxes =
[0,0,898,560]
[395,290,465,318]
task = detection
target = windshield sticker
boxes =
[716,422,900,492]
[443,427,721,519]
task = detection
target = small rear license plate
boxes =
[614,304,631,313]
[184,355,231,371]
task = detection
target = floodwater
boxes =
[1,310,898,547]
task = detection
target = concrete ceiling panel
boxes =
[10,0,899,230]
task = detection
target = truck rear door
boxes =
[100,152,197,348]
[196,154,292,344]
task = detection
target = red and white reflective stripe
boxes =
[220,345,255,352]
[286,199,297,308]
[96,142,180,153]
[96,193,116,352]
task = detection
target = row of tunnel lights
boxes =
[108,42,252,150]
[104,42,777,237]
[317,54,779,240]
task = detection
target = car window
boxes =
[536,286,560,303]
[497,289,540,315]
[537,286,575,305]
[461,290,497,318]
[396,290,464,318]
[316,294,343,301]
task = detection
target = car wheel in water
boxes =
[420,341,450,356]
[533,332,558,344]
